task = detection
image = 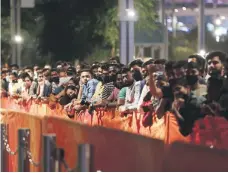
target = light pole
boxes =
[10,0,22,67]
[118,0,137,65]
[198,0,205,53]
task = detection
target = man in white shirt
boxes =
[119,67,141,113]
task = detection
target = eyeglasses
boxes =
[38,76,43,78]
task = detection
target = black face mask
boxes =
[95,75,103,81]
[12,79,17,83]
[174,92,189,101]
[186,75,198,85]
[109,75,117,82]
[132,69,143,81]
[102,75,110,83]
[68,93,77,99]
[51,76,60,84]
[114,82,123,89]
[210,69,222,78]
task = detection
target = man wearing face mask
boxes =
[10,64,19,74]
[8,72,20,96]
[186,62,207,97]
[91,64,115,104]
[50,69,60,93]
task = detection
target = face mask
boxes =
[102,75,110,83]
[174,92,189,101]
[51,76,60,84]
[132,69,143,81]
[114,82,123,89]
[12,70,18,73]
[95,75,103,81]
[6,76,10,82]
[186,75,198,85]
[209,69,222,78]
[69,93,77,99]
[12,79,17,83]
[109,75,117,82]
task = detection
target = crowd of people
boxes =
[1,51,228,136]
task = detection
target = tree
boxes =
[37,0,157,62]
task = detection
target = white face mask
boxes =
[6,75,10,82]
[12,70,18,73]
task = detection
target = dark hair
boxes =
[91,64,100,71]
[67,67,76,75]
[10,64,19,69]
[51,68,58,72]
[165,61,176,71]
[187,62,200,70]
[109,56,120,64]
[58,68,66,73]
[121,67,130,74]
[129,59,143,68]
[18,72,30,80]
[24,75,33,82]
[154,59,167,65]
[142,58,154,67]
[206,51,228,64]
[79,68,92,74]
[101,63,109,71]
[173,60,188,69]
[9,72,18,78]
[170,78,188,88]
[65,85,77,92]
[188,54,205,67]
[24,66,33,71]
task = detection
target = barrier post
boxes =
[43,134,56,172]
[54,148,64,172]
[18,128,30,172]
[78,144,93,172]
[0,124,7,172]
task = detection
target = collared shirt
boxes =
[138,84,149,110]
[124,81,142,110]
[38,82,45,97]
[91,82,104,102]
[102,82,115,100]
[81,78,99,102]
[107,87,120,102]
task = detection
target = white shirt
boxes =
[38,82,45,97]
[138,84,150,110]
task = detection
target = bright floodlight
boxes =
[199,50,206,57]
[182,7,186,11]
[126,9,136,18]
[174,9,178,12]
[14,35,23,43]
[220,16,226,20]
[215,18,221,25]
[216,36,220,42]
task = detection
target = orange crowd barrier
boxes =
[1,109,43,172]
[1,98,228,171]
[163,142,228,171]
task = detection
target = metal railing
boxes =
[0,124,93,172]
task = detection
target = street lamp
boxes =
[125,8,138,21]
[215,18,221,25]
[14,35,23,43]
[198,49,206,57]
